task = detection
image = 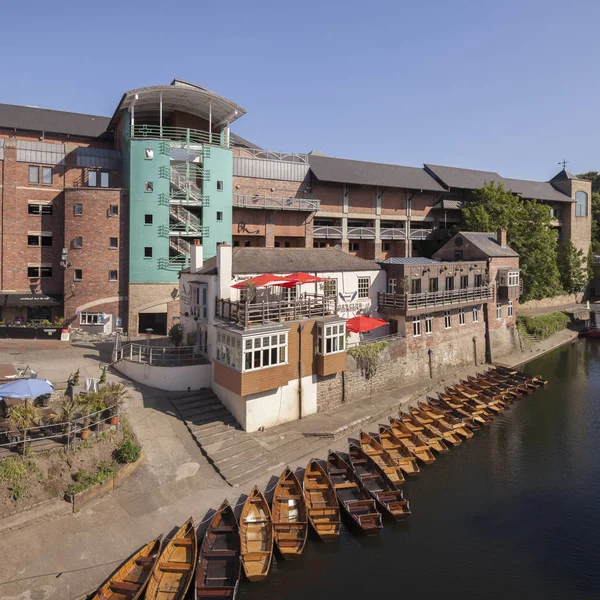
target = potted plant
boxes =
[99,366,107,384]
[86,393,107,433]
[75,393,92,439]
[51,396,80,443]
[102,382,127,425]
[72,368,80,387]
[7,403,44,451]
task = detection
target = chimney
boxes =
[497,228,507,248]
[216,241,232,300]
[190,240,203,274]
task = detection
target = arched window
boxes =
[575,191,588,217]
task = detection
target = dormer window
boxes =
[317,320,346,355]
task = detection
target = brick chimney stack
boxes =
[497,228,507,248]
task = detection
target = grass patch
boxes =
[517,312,570,340]
[115,439,141,464]
[0,457,35,483]
[10,481,28,501]
[67,462,117,495]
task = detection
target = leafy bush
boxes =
[0,457,33,482]
[68,462,117,494]
[168,323,184,347]
[115,439,141,464]
[517,312,570,340]
[10,481,28,501]
[99,366,107,384]
[348,341,388,379]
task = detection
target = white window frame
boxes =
[216,330,289,373]
[145,148,154,160]
[323,278,337,298]
[28,202,52,216]
[444,310,452,329]
[472,305,480,323]
[190,284,208,321]
[317,321,346,355]
[458,308,465,325]
[41,166,52,185]
[496,303,502,320]
[508,271,519,287]
[358,277,370,299]
[88,171,97,187]
[425,314,433,334]
[412,316,422,337]
[508,300,513,317]
[80,312,103,325]
[388,278,397,294]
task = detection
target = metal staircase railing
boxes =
[169,237,191,255]
[170,167,204,203]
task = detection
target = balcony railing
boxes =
[313,226,343,239]
[116,344,208,366]
[378,285,494,313]
[132,124,231,148]
[380,228,406,240]
[347,227,376,239]
[233,194,319,212]
[233,149,309,163]
[215,295,336,327]
[410,229,434,240]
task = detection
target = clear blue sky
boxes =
[1,0,598,181]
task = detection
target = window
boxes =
[445,276,454,291]
[80,312,103,325]
[508,271,519,286]
[508,300,513,317]
[28,233,52,247]
[28,166,39,184]
[217,180,224,191]
[323,278,337,298]
[109,205,118,216]
[216,211,223,222]
[144,182,154,192]
[145,148,154,160]
[109,270,118,281]
[454,250,463,259]
[28,203,52,216]
[109,237,118,248]
[550,208,562,221]
[412,316,421,337]
[274,241,280,248]
[496,303,502,320]
[460,275,469,289]
[244,240,251,247]
[217,331,288,372]
[411,278,422,294]
[575,191,588,217]
[72,236,83,249]
[473,305,480,322]
[27,265,52,278]
[144,214,153,225]
[88,171,97,187]
[284,241,290,248]
[425,314,433,334]
[191,284,208,320]
[317,322,346,355]
[444,310,451,329]
[357,277,370,299]
[144,247,153,258]
[41,167,52,185]
[233,241,240,247]
[100,172,109,188]
[429,278,439,293]
[74,204,83,216]
[458,308,465,325]
[388,278,397,294]
[474,273,483,287]
[382,242,390,251]
[74,269,83,281]
[350,242,360,252]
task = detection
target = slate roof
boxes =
[550,168,578,181]
[431,197,463,210]
[501,177,574,203]
[0,103,111,138]
[186,247,381,276]
[456,232,519,257]
[425,164,503,189]
[309,155,445,192]
[378,257,440,265]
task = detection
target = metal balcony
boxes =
[378,285,494,315]
[233,149,309,163]
[380,227,406,240]
[313,226,343,239]
[132,124,230,148]
[233,194,319,212]
[347,227,376,240]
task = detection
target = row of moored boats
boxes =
[90,366,547,599]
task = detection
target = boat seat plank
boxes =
[244,518,270,524]
[243,551,271,559]
[160,561,191,572]
[334,482,357,489]
[110,581,140,592]
[173,537,193,546]
[135,556,155,565]
[276,494,302,501]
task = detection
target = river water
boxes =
[239,339,600,600]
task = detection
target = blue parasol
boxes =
[0,378,54,399]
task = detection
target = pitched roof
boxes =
[425,164,503,189]
[188,247,381,275]
[0,103,111,138]
[379,257,440,265]
[455,232,519,257]
[501,177,574,203]
[550,168,578,181]
[230,132,261,150]
[309,155,445,192]
[431,197,463,210]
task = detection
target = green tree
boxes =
[557,240,587,294]
[461,182,562,300]
[168,323,184,347]
[587,244,595,283]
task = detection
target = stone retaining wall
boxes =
[520,293,584,310]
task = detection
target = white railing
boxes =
[233,148,309,163]
[170,167,203,203]
[380,228,406,240]
[378,285,494,312]
[132,124,230,148]
[313,226,343,238]
[116,344,207,366]
[169,237,191,255]
[347,227,376,239]
[170,205,202,230]
[233,194,319,212]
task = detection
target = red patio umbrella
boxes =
[275,272,326,288]
[231,274,294,289]
[346,316,388,333]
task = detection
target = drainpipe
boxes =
[472,336,477,366]
[428,348,433,378]
[298,323,304,419]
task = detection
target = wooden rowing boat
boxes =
[240,487,274,582]
[327,451,383,535]
[359,431,406,485]
[441,392,493,424]
[420,401,475,438]
[195,500,240,600]
[146,519,197,600]
[303,459,340,542]
[272,467,308,559]
[409,406,463,446]
[91,536,162,600]
[398,414,450,454]
[388,418,436,464]
[376,427,420,476]
[348,444,411,521]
